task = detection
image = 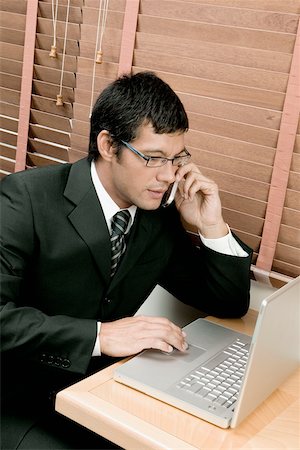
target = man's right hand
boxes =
[99,315,188,357]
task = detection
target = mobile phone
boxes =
[161,181,178,207]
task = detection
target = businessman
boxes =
[1,72,252,449]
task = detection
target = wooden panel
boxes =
[75,74,120,98]
[291,153,300,172]
[278,224,300,248]
[281,207,300,228]
[219,191,267,219]
[178,93,282,130]
[193,149,273,183]
[35,33,79,56]
[185,0,300,14]
[0,27,25,45]
[274,242,300,267]
[0,11,26,31]
[272,258,300,278]
[0,0,27,14]
[0,101,19,119]
[0,87,21,105]
[186,131,275,166]
[0,156,15,173]
[188,113,279,147]
[30,109,71,132]
[137,16,296,52]
[39,0,83,6]
[80,24,122,45]
[28,139,69,161]
[84,0,125,9]
[0,116,18,133]
[34,48,77,73]
[31,95,73,118]
[200,167,270,202]
[0,42,24,61]
[0,130,17,147]
[285,189,300,211]
[70,133,89,153]
[33,65,76,87]
[0,143,16,159]
[26,152,64,167]
[38,2,82,23]
[0,73,21,91]
[0,58,23,76]
[29,124,70,147]
[136,32,293,73]
[139,1,299,33]
[134,50,289,91]
[36,17,80,40]
[133,68,286,110]
[33,80,74,103]
[82,8,124,29]
[71,119,89,137]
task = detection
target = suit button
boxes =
[47,355,54,365]
[104,297,111,304]
[62,358,71,368]
[54,356,63,366]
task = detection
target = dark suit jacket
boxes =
[0,158,252,447]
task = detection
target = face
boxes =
[96,123,186,210]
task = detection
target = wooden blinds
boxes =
[132,0,300,281]
[0,0,299,281]
[0,0,83,174]
[0,0,27,175]
[68,0,127,162]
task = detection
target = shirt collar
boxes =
[91,160,137,234]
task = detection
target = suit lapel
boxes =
[64,158,111,286]
[64,158,155,291]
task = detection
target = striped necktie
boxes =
[110,210,131,277]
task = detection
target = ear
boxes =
[97,130,115,162]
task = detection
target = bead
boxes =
[96,50,103,64]
[49,45,57,58]
[56,94,63,106]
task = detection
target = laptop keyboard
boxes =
[176,338,250,408]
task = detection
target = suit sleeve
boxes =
[0,174,97,375]
[159,207,253,318]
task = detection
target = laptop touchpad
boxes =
[168,344,206,363]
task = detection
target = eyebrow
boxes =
[143,147,187,157]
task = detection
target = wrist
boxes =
[198,221,228,239]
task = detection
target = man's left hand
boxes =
[174,163,228,239]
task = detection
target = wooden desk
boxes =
[56,310,300,449]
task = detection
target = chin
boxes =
[135,199,162,211]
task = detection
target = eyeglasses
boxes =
[120,140,191,168]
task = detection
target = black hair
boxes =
[88,71,189,161]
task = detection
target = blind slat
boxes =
[134,68,286,110]
[138,16,296,52]
[136,32,292,73]
[140,0,299,33]
[188,113,279,147]
[134,50,289,91]
[178,92,282,130]
[186,131,275,166]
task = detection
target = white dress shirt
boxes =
[90,161,248,356]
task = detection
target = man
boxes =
[1,72,252,449]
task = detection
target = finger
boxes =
[135,315,186,337]
[136,323,188,351]
[132,317,188,352]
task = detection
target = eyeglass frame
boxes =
[120,139,191,167]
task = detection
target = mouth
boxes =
[147,189,166,200]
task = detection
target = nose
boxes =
[156,161,177,184]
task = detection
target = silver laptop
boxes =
[114,276,300,428]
